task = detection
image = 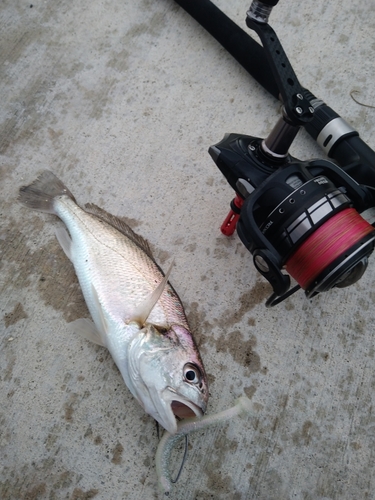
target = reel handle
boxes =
[246,5,314,127]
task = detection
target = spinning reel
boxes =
[202,0,375,306]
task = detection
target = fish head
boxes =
[127,323,209,434]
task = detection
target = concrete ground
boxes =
[1,0,375,499]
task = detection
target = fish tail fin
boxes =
[18,170,76,214]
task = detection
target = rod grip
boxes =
[173,0,280,98]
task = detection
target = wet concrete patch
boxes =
[213,283,271,329]
[3,302,28,328]
[111,442,124,465]
[0,214,87,323]
[215,330,260,373]
[0,461,99,500]
[3,353,16,382]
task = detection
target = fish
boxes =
[18,170,208,434]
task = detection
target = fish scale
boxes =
[53,195,183,329]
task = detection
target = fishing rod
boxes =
[174,0,375,306]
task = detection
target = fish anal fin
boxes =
[69,318,106,347]
[90,283,109,343]
[55,227,73,261]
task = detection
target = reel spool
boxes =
[285,208,375,296]
[236,164,375,305]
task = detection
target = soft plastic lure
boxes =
[155,396,252,493]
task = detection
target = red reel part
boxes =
[221,194,244,236]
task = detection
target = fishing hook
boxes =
[155,419,189,484]
[170,434,189,484]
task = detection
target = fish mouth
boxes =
[156,387,206,434]
[168,391,205,419]
[171,400,203,419]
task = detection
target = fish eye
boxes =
[183,363,202,385]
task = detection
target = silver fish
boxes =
[19,170,208,434]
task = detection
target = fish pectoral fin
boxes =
[69,318,106,347]
[128,259,174,326]
[55,227,73,261]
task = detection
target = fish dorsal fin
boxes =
[129,259,174,326]
[84,203,153,259]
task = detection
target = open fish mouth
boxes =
[153,387,206,433]
[170,395,205,419]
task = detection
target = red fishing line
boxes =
[285,208,375,289]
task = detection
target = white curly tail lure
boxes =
[155,396,253,494]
